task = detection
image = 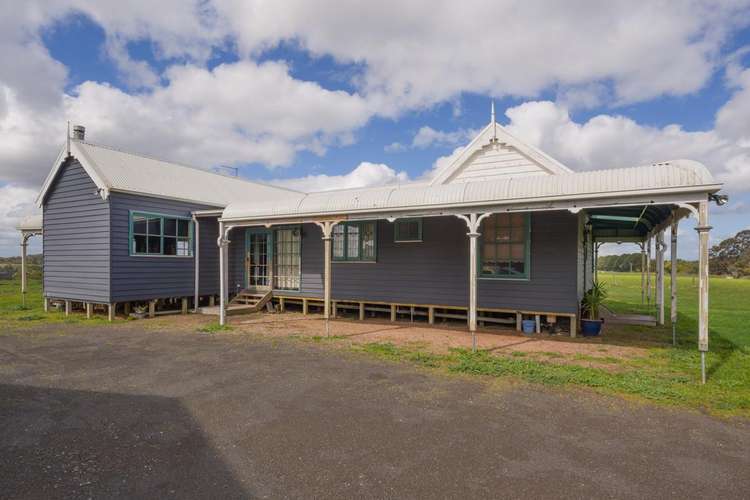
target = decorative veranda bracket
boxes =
[454,213,493,352]
[312,220,342,337]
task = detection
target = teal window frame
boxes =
[129,210,194,257]
[332,221,377,262]
[479,213,531,280]
[394,218,423,243]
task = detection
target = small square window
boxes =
[394,218,422,242]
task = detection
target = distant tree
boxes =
[598,252,699,274]
[710,230,750,277]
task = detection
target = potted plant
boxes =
[581,281,607,336]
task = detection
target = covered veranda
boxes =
[215,161,723,383]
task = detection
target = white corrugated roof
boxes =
[16,214,43,232]
[222,159,721,221]
[37,140,301,207]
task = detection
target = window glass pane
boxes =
[361,222,375,260]
[177,238,190,256]
[480,214,529,278]
[496,227,511,242]
[147,236,161,254]
[164,218,177,236]
[147,217,161,235]
[178,219,190,237]
[510,260,525,275]
[333,225,345,258]
[511,243,525,259]
[483,223,495,241]
[347,224,360,259]
[511,213,525,227]
[133,235,147,253]
[132,215,147,234]
[273,228,301,290]
[482,243,495,260]
[496,213,511,226]
[164,237,177,255]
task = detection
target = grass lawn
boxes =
[2,273,749,417]
[354,272,750,417]
[0,277,115,328]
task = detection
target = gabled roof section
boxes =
[429,121,573,185]
[36,140,301,208]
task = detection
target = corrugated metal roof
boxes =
[222,159,720,221]
[37,140,300,207]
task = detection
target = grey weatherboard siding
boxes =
[42,160,578,313]
[42,158,239,303]
[109,192,224,302]
[294,212,579,314]
[43,159,110,303]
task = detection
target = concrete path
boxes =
[1,325,748,499]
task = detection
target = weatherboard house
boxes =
[19,116,723,375]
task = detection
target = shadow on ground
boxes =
[0,384,248,499]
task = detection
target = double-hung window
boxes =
[332,221,376,262]
[480,213,530,278]
[130,212,193,257]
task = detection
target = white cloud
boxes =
[215,0,749,111]
[411,126,476,149]
[0,184,41,257]
[385,126,476,152]
[419,145,465,181]
[270,161,409,192]
[0,59,373,187]
[502,94,750,192]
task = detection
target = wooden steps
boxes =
[198,289,273,316]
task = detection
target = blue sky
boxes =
[2,1,750,257]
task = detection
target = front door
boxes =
[246,230,271,289]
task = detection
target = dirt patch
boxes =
[229,312,648,368]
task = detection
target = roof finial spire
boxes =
[491,100,497,142]
[66,121,70,156]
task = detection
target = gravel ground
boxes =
[1,323,748,499]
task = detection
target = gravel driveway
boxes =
[1,324,748,499]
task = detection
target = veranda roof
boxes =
[222,159,721,222]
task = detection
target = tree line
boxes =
[597,229,750,277]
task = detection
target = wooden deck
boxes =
[601,308,657,326]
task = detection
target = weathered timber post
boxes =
[456,212,492,352]
[695,201,711,384]
[670,219,679,345]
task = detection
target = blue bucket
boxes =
[522,319,536,334]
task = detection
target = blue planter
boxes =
[521,319,536,334]
[581,319,603,336]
